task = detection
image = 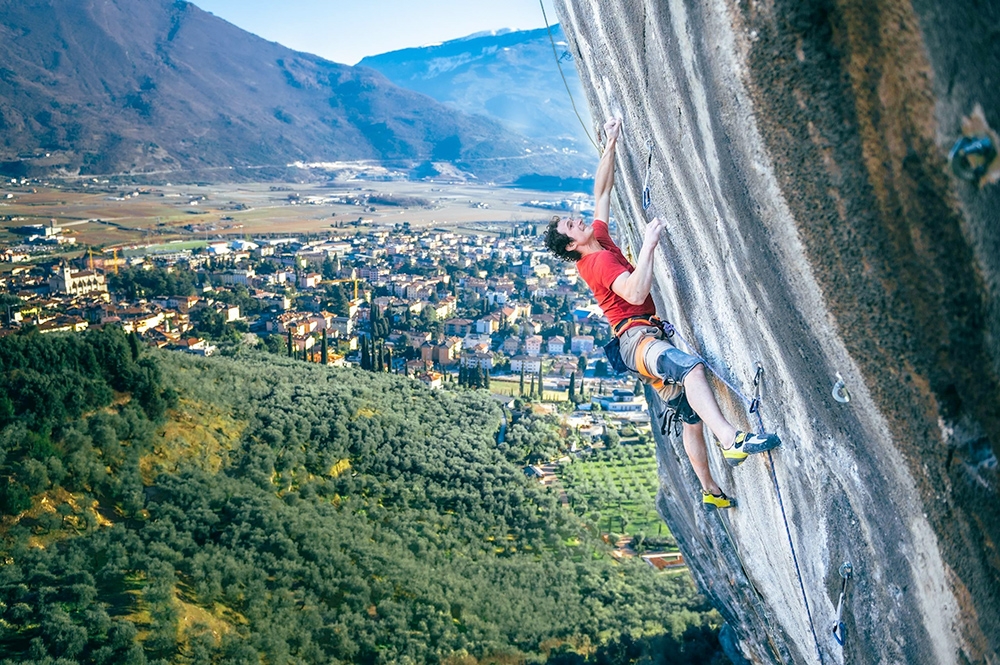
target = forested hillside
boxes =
[0,328,726,664]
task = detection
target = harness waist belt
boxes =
[613,314,659,337]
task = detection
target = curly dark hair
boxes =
[544,216,581,262]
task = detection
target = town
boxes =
[0,180,657,461]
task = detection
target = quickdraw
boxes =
[642,140,654,211]
[832,561,853,646]
[749,362,764,415]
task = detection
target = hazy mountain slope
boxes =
[0,0,575,181]
[359,26,594,154]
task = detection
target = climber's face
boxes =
[558,217,591,251]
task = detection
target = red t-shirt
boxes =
[576,219,655,329]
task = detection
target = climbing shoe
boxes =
[702,490,735,510]
[718,430,782,467]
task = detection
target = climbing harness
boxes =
[832,372,850,403]
[539,0,600,154]
[642,140,654,211]
[832,561,853,646]
[949,134,997,182]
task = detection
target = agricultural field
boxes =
[0,178,573,251]
[490,376,569,402]
[560,443,673,546]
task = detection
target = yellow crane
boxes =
[327,273,360,299]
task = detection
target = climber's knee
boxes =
[655,346,702,385]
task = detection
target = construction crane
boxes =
[103,248,120,275]
[326,271,361,300]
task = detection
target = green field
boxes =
[490,377,568,401]
[560,443,672,544]
[124,239,208,256]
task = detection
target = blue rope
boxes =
[767,449,825,665]
[663,321,825,664]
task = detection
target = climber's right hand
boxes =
[604,117,622,142]
[644,217,664,247]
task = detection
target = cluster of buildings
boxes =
[1,220,646,412]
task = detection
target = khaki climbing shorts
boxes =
[618,324,703,424]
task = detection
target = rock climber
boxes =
[543,117,780,510]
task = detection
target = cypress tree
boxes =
[569,372,576,402]
[519,366,525,396]
[128,332,140,361]
[321,332,328,364]
[287,329,293,357]
[529,376,535,397]
[484,369,490,389]
[537,366,544,400]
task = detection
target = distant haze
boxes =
[191,0,559,65]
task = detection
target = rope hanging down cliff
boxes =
[666,324,827,664]
[538,0,600,154]
[641,145,828,661]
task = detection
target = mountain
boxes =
[359,25,595,155]
[0,0,578,182]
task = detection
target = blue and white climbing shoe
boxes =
[718,430,781,467]
[702,490,735,510]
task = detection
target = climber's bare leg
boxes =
[683,364,738,448]
[683,422,721,494]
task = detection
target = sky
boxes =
[191,0,559,66]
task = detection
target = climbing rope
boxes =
[661,322,826,664]
[765,447,825,664]
[623,45,827,661]
[538,0,600,154]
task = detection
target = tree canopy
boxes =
[0,331,726,664]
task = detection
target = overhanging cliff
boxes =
[555,0,1000,662]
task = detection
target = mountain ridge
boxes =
[359,24,594,154]
[0,0,578,182]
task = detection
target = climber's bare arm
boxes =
[594,117,621,223]
[611,217,664,305]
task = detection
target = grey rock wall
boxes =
[555,0,999,663]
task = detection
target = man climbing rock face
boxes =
[544,117,781,510]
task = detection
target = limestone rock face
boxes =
[555,0,999,662]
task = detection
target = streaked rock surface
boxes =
[556,0,999,662]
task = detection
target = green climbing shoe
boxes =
[718,430,782,467]
[702,490,736,510]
